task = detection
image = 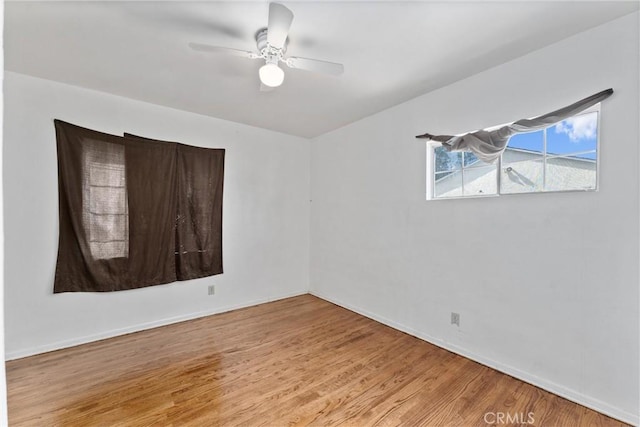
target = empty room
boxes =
[1,1,639,426]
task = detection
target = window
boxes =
[427,108,599,200]
[82,140,129,259]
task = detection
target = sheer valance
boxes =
[416,89,613,163]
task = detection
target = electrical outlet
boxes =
[208,285,215,296]
[451,312,460,326]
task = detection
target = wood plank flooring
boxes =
[6,294,628,426]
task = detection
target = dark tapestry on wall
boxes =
[53,120,225,293]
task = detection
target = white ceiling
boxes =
[5,1,639,138]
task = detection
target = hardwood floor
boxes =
[6,294,628,426]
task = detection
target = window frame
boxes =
[426,104,601,200]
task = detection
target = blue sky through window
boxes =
[507,130,543,153]
[507,111,597,160]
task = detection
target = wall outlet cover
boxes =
[451,312,460,326]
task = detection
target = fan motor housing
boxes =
[256,28,288,55]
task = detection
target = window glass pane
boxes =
[463,165,497,196]
[548,111,598,157]
[89,241,128,261]
[435,170,462,198]
[463,151,493,169]
[545,156,596,191]
[90,214,128,241]
[507,130,543,154]
[500,157,544,194]
[463,151,478,167]
[89,161,125,187]
[434,146,462,172]
[83,141,129,260]
[89,187,126,214]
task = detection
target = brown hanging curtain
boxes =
[53,120,224,293]
[125,134,225,281]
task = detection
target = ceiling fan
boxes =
[189,2,344,89]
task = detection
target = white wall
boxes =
[3,71,310,359]
[310,12,639,425]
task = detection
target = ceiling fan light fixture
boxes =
[259,63,285,87]
[189,2,344,91]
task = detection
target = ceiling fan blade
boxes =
[285,56,344,76]
[189,42,259,59]
[267,3,294,49]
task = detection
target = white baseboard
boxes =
[5,291,306,361]
[310,290,639,427]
